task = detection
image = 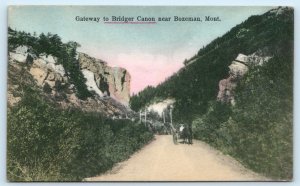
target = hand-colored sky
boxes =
[8,6,273,94]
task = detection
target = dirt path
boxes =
[85,135,267,181]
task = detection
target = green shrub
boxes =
[7,87,153,181]
[43,82,52,93]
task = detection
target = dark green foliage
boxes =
[121,70,127,85]
[183,59,188,66]
[193,9,293,180]
[130,85,157,111]
[193,101,232,142]
[193,52,293,180]
[43,82,52,94]
[230,52,293,179]
[7,87,153,181]
[8,28,92,100]
[8,27,36,51]
[54,81,66,92]
[99,74,110,96]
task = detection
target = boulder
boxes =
[217,78,237,105]
[9,45,36,63]
[217,52,271,104]
[229,61,248,79]
[29,67,48,86]
[29,54,67,89]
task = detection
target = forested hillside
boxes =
[129,7,293,180]
[130,7,293,122]
[7,28,153,181]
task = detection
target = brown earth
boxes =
[85,135,268,181]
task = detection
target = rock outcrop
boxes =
[9,46,68,90]
[8,45,133,117]
[9,45,36,64]
[217,52,271,105]
[9,46,131,106]
[29,54,68,88]
[146,98,175,117]
[78,53,131,106]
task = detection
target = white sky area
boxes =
[8,6,273,94]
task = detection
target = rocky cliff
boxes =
[78,53,130,105]
[8,45,133,117]
[217,52,272,104]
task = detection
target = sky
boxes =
[8,6,273,94]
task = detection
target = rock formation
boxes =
[9,46,68,90]
[217,52,271,105]
[9,45,36,64]
[8,45,133,117]
[29,54,68,89]
[78,53,131,105]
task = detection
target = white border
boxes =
[1,1,299,186]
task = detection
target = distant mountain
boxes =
[129,7,293,180]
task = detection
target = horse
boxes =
[182,127,189,144]
[180,125,193,144]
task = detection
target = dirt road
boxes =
[85,135,267,181]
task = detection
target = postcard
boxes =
[7,5,293,181]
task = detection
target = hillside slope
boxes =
[130,7,293,122]
[129,7,293,180]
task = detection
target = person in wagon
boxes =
[179,124,184,132]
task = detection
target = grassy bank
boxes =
[7,87,153,181]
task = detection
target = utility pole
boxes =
[163,111,165,123]
[170,106,173,126]
[139,110,142,123]
[169,105,174,134]
[144,109,147,127]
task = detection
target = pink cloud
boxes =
[108,53,184,94]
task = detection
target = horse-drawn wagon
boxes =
[172,124,193,144]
